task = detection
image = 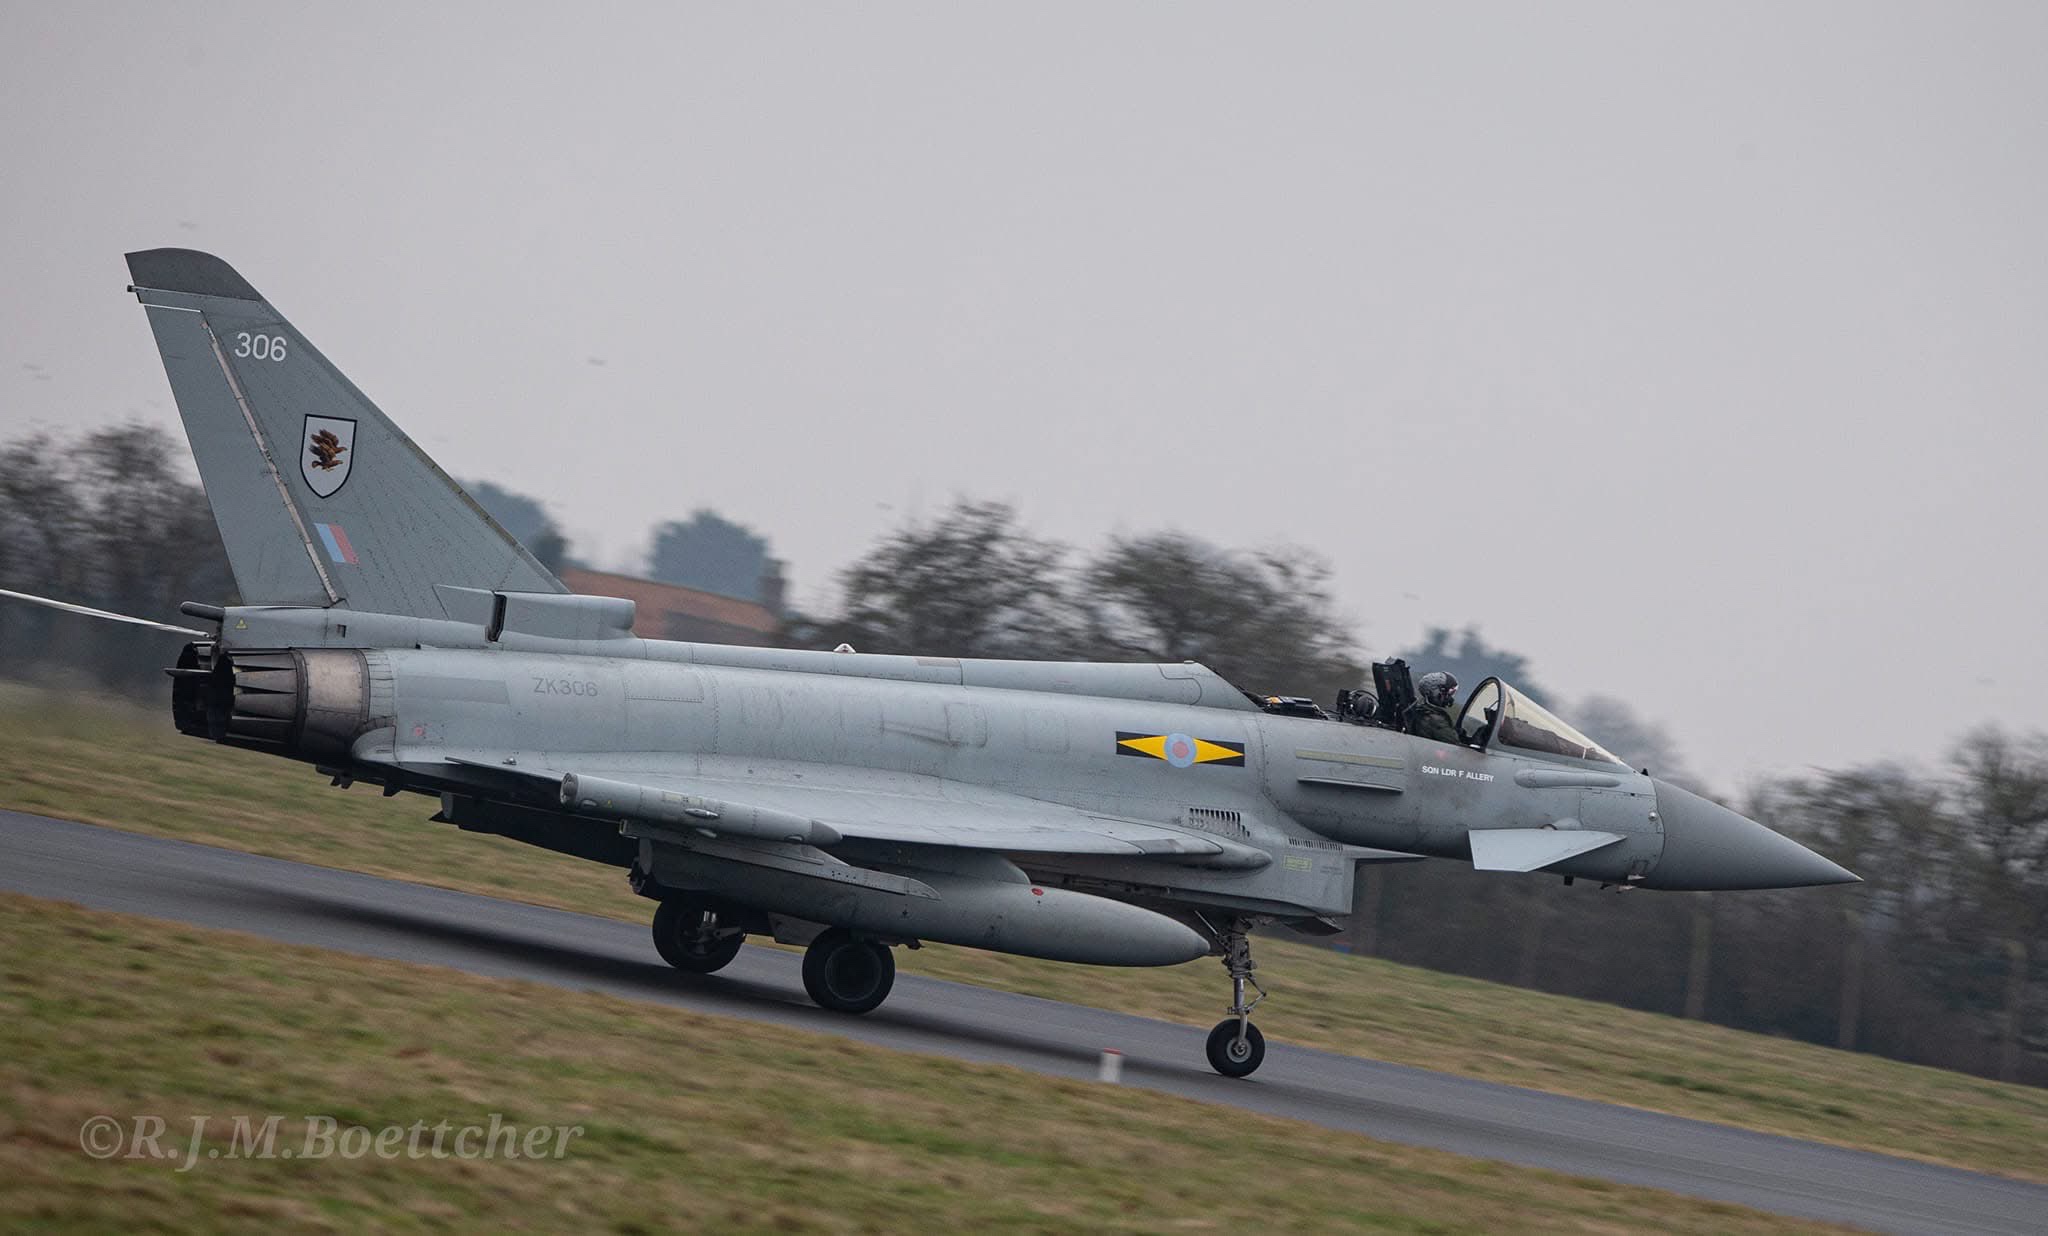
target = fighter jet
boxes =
[14,250,1857,1078]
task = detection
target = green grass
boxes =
[5,685,2046,1183]
[0,894,1840,1233]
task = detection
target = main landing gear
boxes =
[1204,917,1267,1078]
[638,873,898,1014]
[650,895,746,974]
[801,927,896,1014]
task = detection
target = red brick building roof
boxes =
[559,567,781,647]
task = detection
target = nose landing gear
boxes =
[1203,917,1268,1078]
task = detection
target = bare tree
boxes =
[1946,729,2048,1079]
[0,423,234,695]
[803,500,1082,659]
[1081,533,1359,697]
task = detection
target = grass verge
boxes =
[4,685,2045,1182]
[0,893,1840,1233]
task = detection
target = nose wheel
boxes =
[1206,1019,1266,1077]
[1204,917,1268,1078]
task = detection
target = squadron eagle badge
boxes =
[301,415,356,498]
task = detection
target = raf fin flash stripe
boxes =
[313,521,359,565]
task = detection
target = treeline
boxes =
[1360,742,2046,1085]
[786,500,1361,700]
[0,424,233,695]
[800,499,2046,1087]
[1,427,2040,1086]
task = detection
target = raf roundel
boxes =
[1113,731,1248,768]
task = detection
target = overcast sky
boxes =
[4,3,2044,789]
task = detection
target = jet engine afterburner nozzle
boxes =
[168,643,372,759]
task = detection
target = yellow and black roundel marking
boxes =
[1116,731,1246,768]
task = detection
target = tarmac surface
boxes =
[5,808,2044,1234]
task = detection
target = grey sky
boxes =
[4,2,2044,789]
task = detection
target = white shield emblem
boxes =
[301,415,356,498]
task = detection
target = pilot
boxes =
[1336,687,1378,725]
[1406,671,1462,743]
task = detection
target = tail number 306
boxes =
[233,332,288,361]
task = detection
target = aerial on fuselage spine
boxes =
[51,249,1855,1078]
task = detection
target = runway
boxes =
[4,809,2041,1234]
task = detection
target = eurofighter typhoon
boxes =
[64,251,1863,1076]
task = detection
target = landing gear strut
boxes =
[802,927,896,1014]
[651,895,745,974]
[1204,917,1267,1078]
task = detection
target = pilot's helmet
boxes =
[1417,671,1459,708]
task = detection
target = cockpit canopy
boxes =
[1456,678,1628,768]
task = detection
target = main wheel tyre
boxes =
[1205,1019,1266,1078]
[801,928,896,1014]
[651,897,745,974]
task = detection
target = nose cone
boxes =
[1646,780,1860,890]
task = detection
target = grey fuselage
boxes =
[122,246,1856,987]
[193,598,1707,929]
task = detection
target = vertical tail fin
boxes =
[125,248,565,618]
